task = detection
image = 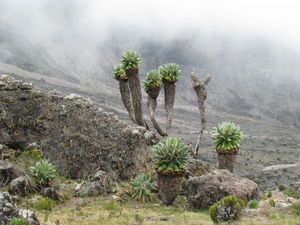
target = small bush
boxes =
[9,217,28,225]
[209,195,245,223]
[283,186,300,199]
[278,184,287,191]
[129,173,156,202]
[291,201,300,216]
[248,199,259,209]
[104,200,121,211]
[30,160,56,187]
[33,197,54,211]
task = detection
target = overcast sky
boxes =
[0,0,299,49]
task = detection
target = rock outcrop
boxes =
[185,170,260,209]
[0,75,158,180]
[0,191,40,225]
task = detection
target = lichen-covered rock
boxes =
[0,75,158,181]
[0,160,13,187]
[8,177,30,197]
[185,170,260,209]
[0,191,40,225]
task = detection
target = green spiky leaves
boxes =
[143,69,163,92]
[113,63,127,80]
[129,173,157,202]
[120,50,142,70]
[30,160,56,187]
[211,122,243,151]
[158,63,181,83]
[152,137,189,172]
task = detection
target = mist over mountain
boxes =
[0,0,300,131]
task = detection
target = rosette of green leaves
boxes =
[211,122,243,150]
[129,173,157,202]
[158,63,181,82]
[143,69,163,92]
[120,50,141,70]
[113,63,126,80]
[30,160,56,187]
[152,137,189,172]
[209,195,245,223]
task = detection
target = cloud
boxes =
[1,0,299,47]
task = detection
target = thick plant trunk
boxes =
[217,149,238,173]
[157,171,184,205]
[147,86,166,136]
[119,79,135,123]
[126,68,145,127]
[190,73,211,158]
[163,80,176,135]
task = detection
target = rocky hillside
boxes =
[0,24,299,129]
[0,75,158,180]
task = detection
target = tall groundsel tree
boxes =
[113,63,135,123]
[143,69,166,136]
[190,72,211,158]
[159,63,181,135]
[120,50,146,127]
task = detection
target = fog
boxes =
[0,0,299,84]
[1,0,299,46]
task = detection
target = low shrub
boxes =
[9,217,28,225]
[30,160,56,187]
[209,195,245,223]
[278,184,287,191]
[33,197,54,211]
[283,186,300,199]
[129,173,156,202]
[248,199,259,209]
[291,201,300,216]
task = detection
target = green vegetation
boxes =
[248,199,259,209]
[291,201,300,216]
[278,184,287,191]
[211,121,243,150]
[143,69,162,92]
[120,50,141,70]
[209,195,245,223]
[152,137,189,172]
[129,173,157,202]
[30,160,56,187]
[113,63,126,80]
[33,197,55,211]
[9,217,28,225]
[158,63,181,82]
[283,186,300,199]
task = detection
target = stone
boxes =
[0,191,40,225]
[0,160,13,187]
[43,188,61,200]
[185,170,260,209]
[8,177,30,197]
[76,170,115,197]
[0,75,158,183]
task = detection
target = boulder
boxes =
[43,188,61,200]
[76,170,115,197]
[185,170,260,209]
[8,177,30,197]
[0,191,40,225]
[0,160,13,187]
[0,75,158,181]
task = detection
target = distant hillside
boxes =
[0,22,300,129]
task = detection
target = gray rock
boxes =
[0,191,40,225]
[43,188,60,200]
[8,177,30,197]
[77,170,115,197]
[0,160,13,187]
[0,75,158,182]
[185,170,260,209]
